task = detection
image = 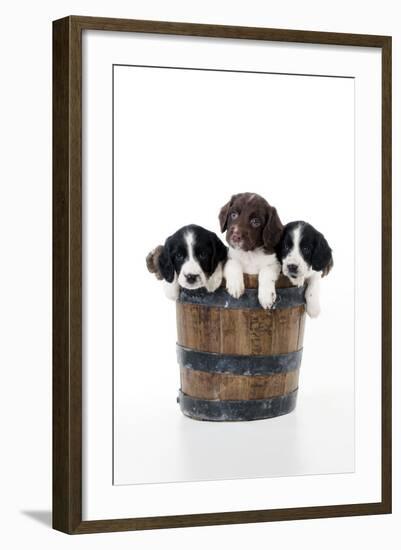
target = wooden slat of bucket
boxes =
[271,306,303,353]
[176,303,305,355]
[180,367,299,401]
[242,273,294,289]
[297,311,306,350]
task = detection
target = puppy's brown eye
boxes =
[302,246,310,254]
[198,251,207,260]
[250,218,261,228]
[176,252,184,260]
[230,211,239,220]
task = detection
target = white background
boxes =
[0,0,400,548]
[113,65,355,484]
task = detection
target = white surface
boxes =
[82,30,381,519]
[2,1,400,549]
[113,66,355,485]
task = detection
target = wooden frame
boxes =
[53,15,392,534]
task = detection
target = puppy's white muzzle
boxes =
[178,259,207,290]
[282,259,311,287]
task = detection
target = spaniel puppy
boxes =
[276,221,333,318]
[153,224,228,300]
[219,193,283,309]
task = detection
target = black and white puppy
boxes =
[157,224,228,300]
[276,221,333,318]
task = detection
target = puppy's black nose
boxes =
[185,274,199,284]
[287,264,298,274]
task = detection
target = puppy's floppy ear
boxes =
[218,195,237,232]
[158,238,175,283]
[145,245,164,280]
[322,257,334,277]
[210,233,228,273]
[274,224,288,262]
[311,232,333,273]
[263,206,284,253]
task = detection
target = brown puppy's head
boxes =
[218,192,283,253]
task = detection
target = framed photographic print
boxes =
[53,16,392,534]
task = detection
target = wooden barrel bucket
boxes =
[176,274,306,421]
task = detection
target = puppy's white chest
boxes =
[229,248,276,274]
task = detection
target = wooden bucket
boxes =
[176,274,306,421]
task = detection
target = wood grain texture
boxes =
[241,273,293,289]
[73,502,388,534]
[52,15,391,533]
[180,367,299,400]
[68,15,390,48]
[177,273,304,415]
[176,303,305,355]
[381,36,392,514]
[52,17,82,534]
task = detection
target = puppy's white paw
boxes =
[226,274,245,299]
[258,286,276,310]
[306,294,320,318]
[206,264,223,293]
[296,277,305,289]
[287,275,305,288]
[163,281,179,301]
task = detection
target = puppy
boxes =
[276,221,333,318]
[219,192,283,309]
[155,224,228,300]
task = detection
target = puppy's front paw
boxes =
[287,275,305,288]
[306,294,320,318]
[258,286,276,310]
[296,277,305,289]
[226,274,245,299]
[163,281,179,301]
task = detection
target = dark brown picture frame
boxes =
[53,15,392,534]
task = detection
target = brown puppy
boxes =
[219,192,283,308]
